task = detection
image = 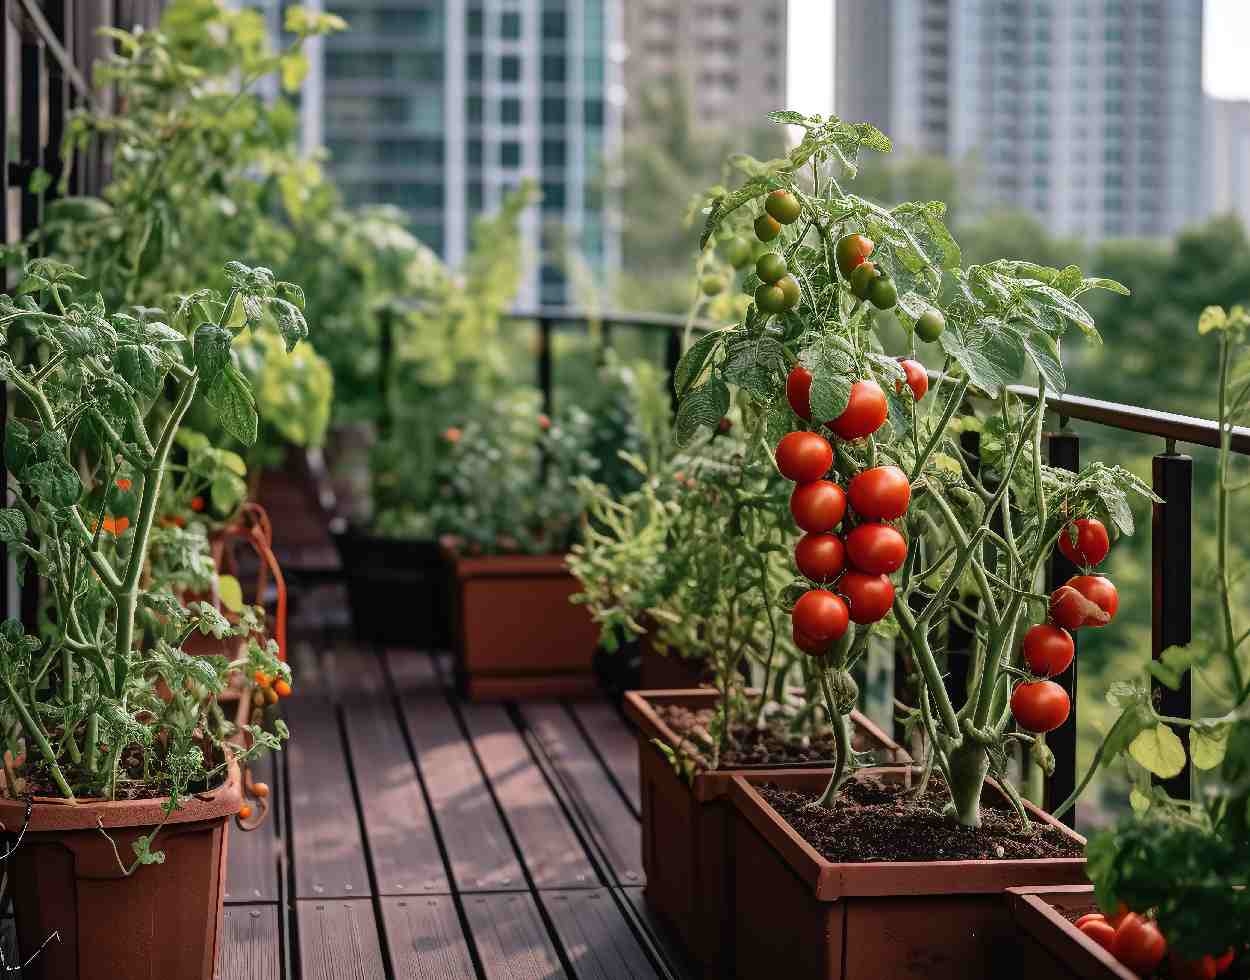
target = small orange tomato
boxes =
[253,671,270,688]
[115,478,132,491]
[238,804,253,820]
[252,782,270,799]
[274,679,292,698]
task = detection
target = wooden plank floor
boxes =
[219,616,692,979]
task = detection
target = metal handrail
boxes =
[15,0,93,105]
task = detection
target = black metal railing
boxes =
[504,308,1250,826]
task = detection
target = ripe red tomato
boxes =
[847,465,911,521]
[1022,623,1075,676]
[835,233,874,278]
[787,364,813,420]
[1077,917,1117,952]
[896,358,928,401]
[845,523,907,575]
[775,431,833,482]
[793,624,830,656]
[1214,951,1236,974]
[829,380,887,440]
[1049,585,1090,630]
[1074,913,1106,930]
[790,481,847,533]
[1058,518,1111,567]
[1112,914,1167,975]
[1010,680,1070,733]
[1066,574,1118,626]
[837,570,894,624]
[792,589,850,643]
[795,532,846,582]
[1169,953,1226,980]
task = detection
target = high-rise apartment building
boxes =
[1204,97,1250,229]
[834,0,1205,241]
[623,1,787,132]
[313,1,622,306]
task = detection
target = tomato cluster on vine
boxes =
[1073,907,1236,980]
[1010,516,1120,735]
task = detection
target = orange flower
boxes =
[190,496,205,512]
[443,427,462,444]
[115,478,132,491]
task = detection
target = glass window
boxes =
[585,56,604,87]
[468,53,484,81]
[500,11,522,38]
[584,99,604,127]
[501,98,522,124]
[542,139,566,167]
[542,11,566,39]
[500,55,522,82]
[467,181,484,210]
[541,181,566,210]
[542,55,567,83]
[542,97,566,125]
[467,95,483,124]
[500,142,522,167]
[467,140,483,166]
[467,6,484,37]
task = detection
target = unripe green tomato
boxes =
[777,274,801,310]
[723,235,753,268]
[835,233,875,279]
[849,260,879,300]
[701,274,725,296]
[765,189,801,224]
[754,214,781,242]
[755,282,788,314]
[868,275,898,310]
[915,308,946,342]
[756,252,787,283]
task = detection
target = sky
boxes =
[788,0,1250,118]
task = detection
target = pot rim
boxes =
[0,750,242,834]
[447,549,573,579]
[730,766,1088,901]
[1007,886,1139,979]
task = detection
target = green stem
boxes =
[910,376,970,482]
[946,738,989,827]
[2,676,75,800]
[817,671,852,807]
[893,596,962,741]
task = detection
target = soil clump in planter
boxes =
[758,774,1083,862]
[657,702,850,766]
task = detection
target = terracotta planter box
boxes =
[1007,886,1140,979]
[639,635,707,690]
[728,769,1088,980]
[624,688,907,977]
[2,757,242,980]
[450,552,601,700]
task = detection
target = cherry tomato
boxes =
[756,252,787,283]
[1170,953,1223,980]
[1049,585,1090,630]
[1066,574,1118,626]
[755,213,781,242]
[835,233,874,278]
[845,523,907,575]
[1010,680,1070,733]
[915,309,945,342]
[254,671,270,688]
[274,679,292,697]
[829,380,888,440]
[868,275,898,310]
[1111,914,1167,975]
[1215,951,1236,974]
[252,781,271,798]
[849,260,879,299]
[847,465,911,521]
[776,274,801,310]
[1077,918,1117,952]
[755,282,787,314]
[239,804,253,820]
[701,275,724,296]
[191,496,205,511]
[765,189,801,224]
[1022,624,1075,676]
[792,589,850,642]
[1058,518,1110,567]
[790,480,847,533]
[795,532,847,582]
[896,358,928,400]
[837,570,894,624]
[723,235,753,268]
[775,431,833,482]
[793,623,830,656]
[1074,913,1107,930]
[787,365,813,419]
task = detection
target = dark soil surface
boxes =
[758,773,1083,862]
[657,703,890,768]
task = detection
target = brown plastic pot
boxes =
[639,632,707,690]
[449,551,601,700]
[624,689,907,977]
[728,769,1088,980]
[1007,886,1138,979]
[0,756,242,980]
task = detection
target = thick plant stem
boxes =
[946,739,989,828]
[817,671,852,807]
[3,677,74,800]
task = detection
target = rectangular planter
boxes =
[333,528,452,649]
[624,689,907,977]
[451,552,601,700]
[728,769,1089,980]
[1007,886,1137,980]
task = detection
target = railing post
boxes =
[664,328,681,415]
[19,16,46,239]
[537,316,554,419]
[1152,443,1192,800]
[1045,425,1080,825]
[377,307,393,440]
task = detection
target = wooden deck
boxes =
[218,614,692,979]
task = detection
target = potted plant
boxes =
[1008,307,1250,980]
[663,108,1162,978]
[0,259,301,979]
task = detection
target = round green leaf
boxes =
[1128,724,1187,779]
[1190,724,1230,771]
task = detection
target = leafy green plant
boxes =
[1081,306,1250,965]
[0,258,300,838]
[674,109,1155,827]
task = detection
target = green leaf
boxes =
[674,379,729,447]
[1129,725,1187,779]
[217,574,245,614]
[210,472,247,514]
[1023,329,1066,392]
[800,333,857,421]
[117,343,166,399]
[0,509,26,544]
[722,335,786,400]
[1102,703,1156,765]
[193,322,232,383]
[1190,723,1230,771]
[938,317,1026,394]
[1128,787,1152,813]
[673,331,724,397]
[25,459,82,508]
[269,298,308,352]
[699,177,773,250]
[205,365,258,447]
